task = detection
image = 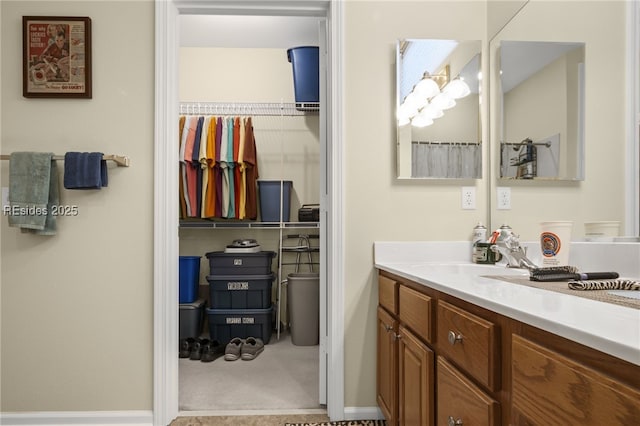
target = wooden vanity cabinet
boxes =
[377,269,640,426]
[511,334,640,425]
[377,275,435,426]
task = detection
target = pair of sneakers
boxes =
[224,337,264,361]
[179,337,223,362]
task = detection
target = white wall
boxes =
[1,0,154,411]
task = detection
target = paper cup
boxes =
[584,221,620,241]
[540,221,573,267]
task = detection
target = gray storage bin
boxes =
[179,299,205,339]
[205,251,276,275]
[287,273,319,346]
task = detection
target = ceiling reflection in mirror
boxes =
[396,39,482,179]
[499,41,585,180]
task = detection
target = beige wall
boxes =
[490,0,627,239]
[1,0,154,411]
[343,0,487,408]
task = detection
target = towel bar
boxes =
[0,154,130,167]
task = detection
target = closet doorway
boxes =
[154,1,344,425]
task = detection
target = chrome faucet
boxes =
[490,225,538,269]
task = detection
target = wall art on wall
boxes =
[22,16,92,98]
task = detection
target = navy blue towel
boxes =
[63,152,108,189]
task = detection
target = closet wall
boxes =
[178,46,320,295]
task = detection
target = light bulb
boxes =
[443,78,471,99]
[411,114,433,128]
[430,93,456,110]
[413,77,440,99]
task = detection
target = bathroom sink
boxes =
[404,262,530,277]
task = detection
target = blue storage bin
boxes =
[258,180,292,222]
[179,256,201,303]
[287,46,319,104]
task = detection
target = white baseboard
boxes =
[0,411,153,426]
[343,406,384,421]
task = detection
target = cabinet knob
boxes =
[384,324,393,332]
[448,330,463,345]
[447,416,463,426]
[393,332,402,341]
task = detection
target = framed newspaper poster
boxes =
[22,16,92,98]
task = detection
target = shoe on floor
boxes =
[224,337,244,361]
[241,337,264,360]
[200,339,222,362]
[189,338,203,361]
[179,337,195,358]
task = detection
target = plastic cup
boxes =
[540,221,573,267]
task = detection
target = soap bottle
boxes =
[471,223,487,263]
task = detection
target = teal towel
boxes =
[8,152,59,235]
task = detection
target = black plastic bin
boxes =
[207,273,275,309]
[206,307,273,345]
[205,251,276,275]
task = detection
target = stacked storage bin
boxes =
[205,250,277,345]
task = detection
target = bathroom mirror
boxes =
[396,39,482,179]
[498,40,585,180]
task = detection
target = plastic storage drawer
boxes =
[205,251,276,275]
[207,273,275,309]
[206,307,273,345]
[179,299,205,340]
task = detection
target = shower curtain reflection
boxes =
[411,142,481,178]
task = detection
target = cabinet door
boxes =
[399,285,433,343]
[377,306,398,425]
[437,356,500,426]
[512,334,640,425]
[398,325,435,426]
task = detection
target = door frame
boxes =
[153,1,345,425]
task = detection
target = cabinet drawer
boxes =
[399,285,433,343]
[437,300,499,391]
[379,275,398,314]
[437,356,500,426]
[512,334,640,425]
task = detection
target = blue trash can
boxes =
[258,180,292,222]
[179,256,201,303]
[287,46,319,104]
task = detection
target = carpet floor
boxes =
[179,330,319,411]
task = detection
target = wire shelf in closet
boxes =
[179,219,319,229]
[179,101,319,116]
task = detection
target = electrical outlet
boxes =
[497,186,511,210]
[461,186,476,210]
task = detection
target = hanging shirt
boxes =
[243,117,259,220]
[237,116,247,219]
[232,116,242,219]
[203,116,217,218]
[215,117,224,218]
[199,116,211,218]
[191,116,204,217]
[178,116,187,219]
[226,116,236,219]
[219,117,229,218]
[183,116,198,217]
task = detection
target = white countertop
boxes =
[374,241,640,366]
